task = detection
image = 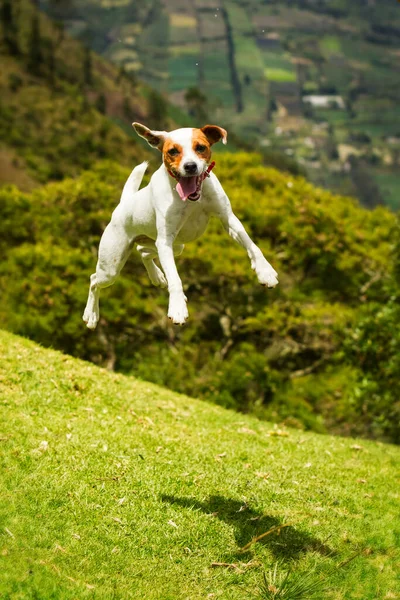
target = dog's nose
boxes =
[183,162,197,175]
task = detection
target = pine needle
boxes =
[240,524,292,552]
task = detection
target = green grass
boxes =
[137,10,169,89]
[203,46,231,83]
[314,109,347,126]
[1,330,399,599]
[322,63,354,91]
[261,52,294,71]
[168,53,200,92]
[261,51,296,84]
[202,45,236,107]
[265,68,296,83]
[348,122,395,139]
[224,1,254,36]
[224,0,269,124]
[320,36,341,58]
[340,39,387,66]
[234,36,264,75]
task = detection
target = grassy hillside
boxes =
[39,0,400,207]
[0,329,399,599]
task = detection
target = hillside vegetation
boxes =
[0,0,193,188]
[1,153,398,442]
[1,329,399,599]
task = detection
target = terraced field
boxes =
[39,0,400,208]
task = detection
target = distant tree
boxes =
[8,72,23,92]
[349,132,371,145]
[261,148,305,177]
[83,46,93,86]
[53,20,65,50]
[28,14,43,76]
[1,0,20,55]
[147,89,168,129]
[303,103,314,119]
[349,156,384,208]
[345,97,356,119]
[184,86,207,123]
[125,0,138,21]
[127,70,138,88]
[48,0,77,19]
[117,66,137,88]
[95,92,107,114]
[319,84,338,95]
[81,92,90,113]
[46,39,56,87]
[326,135,339,161]
[122,96,133,121]
[116,65,125,84]
[267,96,278,121]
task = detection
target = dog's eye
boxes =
[196,144,206,153]
[168,148,180,156]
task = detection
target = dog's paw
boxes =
[260,272,279,288]
[82,309,99,330]
[149,265,167,288]
[168,293,189,325]
[255,261,279,288]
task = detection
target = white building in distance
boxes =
[303,95,345,109]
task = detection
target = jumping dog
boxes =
[83,123,278,328]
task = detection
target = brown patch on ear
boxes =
[201,124,228,146]
[163,140,183,174]
[132,122,165,150]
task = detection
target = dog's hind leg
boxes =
[83,162,148,330]
[83,222,133,330]
[137,242,184,288]
[137,243,167,288]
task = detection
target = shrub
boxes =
[0,156,396,440]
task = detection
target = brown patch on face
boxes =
[163,139,183,174]
[192,130,212,162]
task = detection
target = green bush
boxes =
[343,222,400,442]
[0,155,397,441]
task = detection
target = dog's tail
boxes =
[120,161,148,203]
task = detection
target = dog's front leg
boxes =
[155,219,188,325]
[221,210,279,288]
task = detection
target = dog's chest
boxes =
[175,203,211,243]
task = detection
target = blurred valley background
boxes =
[1,0,399,443]
[39,0,400,210]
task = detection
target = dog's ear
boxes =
[201,124,227,146]
[132,122,166,150]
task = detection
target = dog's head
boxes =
[133,123,227,200]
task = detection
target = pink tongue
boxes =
[176,176,197,201]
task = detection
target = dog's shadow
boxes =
[161,494,333,561]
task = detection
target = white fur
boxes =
[83,130,278,328]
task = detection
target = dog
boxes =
[83,123,278,328]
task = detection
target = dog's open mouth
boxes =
[176,175,202,202]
